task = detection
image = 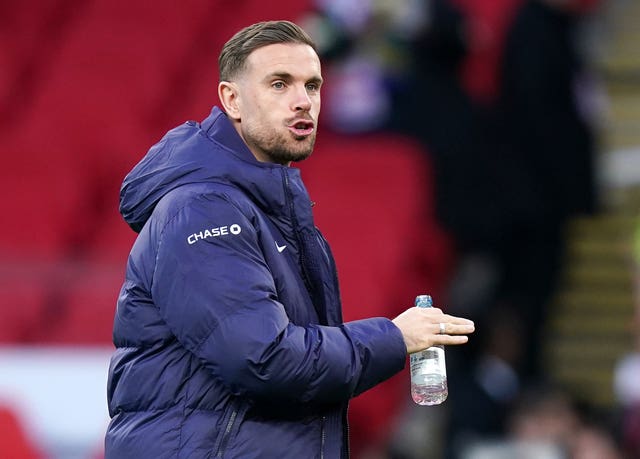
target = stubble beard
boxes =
[245,126,316,165]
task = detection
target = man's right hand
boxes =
[392,306,475,354]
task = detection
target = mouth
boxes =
[288,119,315,137]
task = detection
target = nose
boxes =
[292,84,312,112]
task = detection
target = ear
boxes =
[218,81,241,121]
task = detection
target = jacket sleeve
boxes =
[150,193,407,404]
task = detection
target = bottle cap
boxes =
[415,295,433,308]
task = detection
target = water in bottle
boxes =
[410,294,448,405]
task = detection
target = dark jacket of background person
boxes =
[491,0,599,381]
[497,0,598,226]
[389,0,500,250]
[105,107,407,458]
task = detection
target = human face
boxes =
[223,43,322,165]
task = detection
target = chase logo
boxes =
[187,224,241,245]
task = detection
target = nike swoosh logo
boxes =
[275,241,287,253]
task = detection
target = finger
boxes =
[432,320,475,335]
[439,322,475,335]
[434,335,469,346]
[442,314,475,326]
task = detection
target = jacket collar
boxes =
[200,106,258,164]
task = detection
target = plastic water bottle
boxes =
[410,294,448,405]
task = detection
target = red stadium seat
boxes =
[41,262,123,344]
[0,275,49,343]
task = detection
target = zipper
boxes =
[321,415,326,459]
[281,169,315,296]
[344,405,350,458]
[215,409,238,458]
[318,230,343,324]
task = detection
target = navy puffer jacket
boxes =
[105,107,407,458]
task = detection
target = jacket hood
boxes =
[120,106,305,232]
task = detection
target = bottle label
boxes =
[410,347,445,377]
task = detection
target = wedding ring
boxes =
[439,323,446,335]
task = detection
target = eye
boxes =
[306,83,320,92]
[272,81,285,90]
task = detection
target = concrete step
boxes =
[544,213,637,408]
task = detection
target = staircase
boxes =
[544,0,640,408]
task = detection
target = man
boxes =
[105,20,474,458]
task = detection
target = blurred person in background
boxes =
[388,0,603,456]
[459,384,623,458]
[493,0,601,382]
[508,385,623,459]
[389,1,527,456]
[104,19,475,459]
[301,0,429,135]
